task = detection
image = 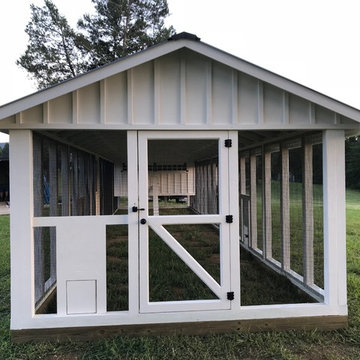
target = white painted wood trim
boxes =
[228,131,241,309]
[20,301,344,330]
[257,81,264,125]
[100,79,106,124]
[72,91,78,124]
[127,69,133,125]
[127,131,139,315]
[2,38,360,123]
[138,130,231,313]
[322,130,347,310]
[10,130,34,329]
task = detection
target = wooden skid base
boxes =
[12,315,348,343]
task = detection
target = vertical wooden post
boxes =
[48,141,57,284]
[61,146,70,216]
[281,144,290,271]
[323,130,346,310]
[84,154,90,216]
[264,150,272,259]
[212,160,217,213]
[250,153,257,249]
[78,152,85,215]
[207,163,212,214]
[199,165,204,214]
[33,135,44,303]
[72,151,78,216]
[10,130,34,329]
[95,157,101,215]
[240,156,246,194]
[239,156,246,245]
[153,174,160,216]
[204,163,209,214]
[303,140,314,285]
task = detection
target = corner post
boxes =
[10,130,34,329]
[323,130,347,312]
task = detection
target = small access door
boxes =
[138,131,232,313]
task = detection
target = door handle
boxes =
[132,206,145,213]
[140,218,147,225]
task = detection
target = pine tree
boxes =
[77,0,175,68]
[17,0,86,89]
[17,0,175,88]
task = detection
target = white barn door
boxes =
[138,131,233,313]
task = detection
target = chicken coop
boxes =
[0,32,359,341]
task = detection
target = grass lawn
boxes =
[1,189,360,359]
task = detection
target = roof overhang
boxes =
[1,35,360,124]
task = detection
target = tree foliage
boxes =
[2,143,9,157]
[77,0,174,68]
[17,0,86,89]
[346,136,360,190]
[18,0,175,89]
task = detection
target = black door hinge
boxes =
[224,139,232,147]
[227,291,234,301]
[226,215,233,223]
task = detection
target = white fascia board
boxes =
[0,40,188,120]
[185,41,360,123]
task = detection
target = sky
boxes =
[1,0,360,142]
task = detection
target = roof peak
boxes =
[168,32,200,42]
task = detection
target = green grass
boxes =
[1,188,360,359]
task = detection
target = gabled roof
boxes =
[1,32,360,124]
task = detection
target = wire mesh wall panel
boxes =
[33,226,57,313]
[33,133,99,218]
[100,158,115,215]
[238,132,324,303]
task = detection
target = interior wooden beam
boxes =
[303,140,314,285]
[250,153,257,249]
[280,144,290,271]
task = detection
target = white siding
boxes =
[2,51,358,130]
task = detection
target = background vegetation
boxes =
[0,188,360,359]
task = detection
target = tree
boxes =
[1,143,9,157]
[17,0,175,88]
[346,136,360,190]
[17,0,86,89]
[77,0,175,68]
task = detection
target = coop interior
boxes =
[32,130,324,315]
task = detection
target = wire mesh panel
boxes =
[313,143,324,288]
[271,151,281,262]
[34,226,57,314]
[238,132,324,305]
[33,134,99,217]
[289,147,303,276]
[256,155,263,252]
[146,139,219,216]
[149,225,220,302]
[106,225,128,311]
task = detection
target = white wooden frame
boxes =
[138,131,234,313]
[9,129,346,331]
